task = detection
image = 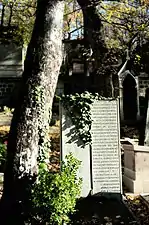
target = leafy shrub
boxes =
[3,106,14,114]
[0,141,7,172]
[30,153,82,225]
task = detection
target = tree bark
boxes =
[77,0,119,97]
[0,0,64,224]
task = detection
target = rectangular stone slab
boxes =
[91,100,122,194]
[60,106,91,197]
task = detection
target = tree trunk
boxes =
[77,0,118,97]
[0,0,64,224]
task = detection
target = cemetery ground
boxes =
[0,112,149,224]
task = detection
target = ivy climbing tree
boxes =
[0,0,64,224]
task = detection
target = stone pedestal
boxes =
[122,139,149,193]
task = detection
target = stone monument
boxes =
[60,99,122,198]
[91,100,122,195]
[60,106,91,197]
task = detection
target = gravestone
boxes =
[144,95,149,146]
[60,99,122,198]
[144,104,149,146]
[91,100,122,195]
[60,106,91,197]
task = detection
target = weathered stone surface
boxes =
[60,106,91,198]
[91,100,122,194]
[0,44,23,78]
[145,99,149,146]
[123,139,149,193]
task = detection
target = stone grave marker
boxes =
[60,99,122,198]
[145,100,149,146]
[60,106,91,198]
[143,89,149,146]
[91,100,122,195]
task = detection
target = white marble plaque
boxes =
[91,100,122,194]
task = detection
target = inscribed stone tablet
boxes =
[91,100,122,194]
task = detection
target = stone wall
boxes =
[0,77,21,107]
[0,78,64,109]
[0,43,23,107]
[138,77,149,97]
[138,74,149,116]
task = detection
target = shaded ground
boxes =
[71,196,138,225]
[126,195,149,225]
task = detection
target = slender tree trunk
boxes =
[77,0,118,97]
[1,4,5,27]
[0,0,64,224]
[8,3,13,28]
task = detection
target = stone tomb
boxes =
[60,99,122,197]
[122,139,149,193]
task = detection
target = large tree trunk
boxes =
[77,0,118,97]
[0,0,64,224]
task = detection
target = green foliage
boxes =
[0,142,7,172]
[3,106,14,115]
[61,92,114,145]
[30,153,82,225]
[0,0,36,44]
[100,0,149,51]
[61,92,95,145]
[1,0,82,44]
